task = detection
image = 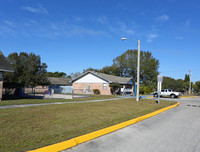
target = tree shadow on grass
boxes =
[2,94,44,100]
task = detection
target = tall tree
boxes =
[162,77,188,92]
[83,68,99,73]
[47,71,67,78]
[184,74,190,82]
[112,50,159,83]
[3,52,49,93]
[194,81,200,93]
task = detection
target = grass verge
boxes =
[0,98,177,152]
[0,95,118,106]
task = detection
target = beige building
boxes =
[72,71,133,95]
[0,51,13,101]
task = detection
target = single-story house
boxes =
[25,77,72,94]
[47,77,72,94]
[0,50,14,100]
[72,71,133,95]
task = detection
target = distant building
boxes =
[47,77,72,94]
[72,71,133,95]
[25,77,72,94]
[0,51,13,100]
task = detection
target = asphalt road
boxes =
[64,97,200,152]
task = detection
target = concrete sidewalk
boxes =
[0,97,126,109]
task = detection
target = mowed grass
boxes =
[0,95,118,106]
[0,98,177,152]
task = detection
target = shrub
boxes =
[93,89,100,94]
[109,83,122,95]
[139,85,151,94]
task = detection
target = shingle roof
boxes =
[48,77,72,86]
[72,71,133,85]
[0,50,13,72]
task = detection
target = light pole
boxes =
[121,38,140,101]
[189,70,191,94]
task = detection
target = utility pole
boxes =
[121,38,141,101]
[136,40,140,101]
[189,70,191,94]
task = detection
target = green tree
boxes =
[162,77,177,91]
[112,50,159,83]
[47,71,67,78]
[194,81,200,93]
[184,74,190,82]
[83,68,100,73]
[3,52,49,94]
[162,77,188,92]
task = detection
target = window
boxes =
[103,83,107,89]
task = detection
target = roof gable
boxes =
[0,51,13,72]
[72,71,133,85]
[73,73,108,83]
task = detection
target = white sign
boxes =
[157,75,163,104]
[157,75,163,82]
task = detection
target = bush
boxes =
[109,84,122,88]
[196,92,200,96]
[139,86,151,94]
[109,83,122,95]
[93,89,100,94]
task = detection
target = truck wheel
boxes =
[171,94,175,99]
[154,94,158,98]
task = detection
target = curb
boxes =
[28,102,180,152]
[146,96,154,98]
[181,96,199,98]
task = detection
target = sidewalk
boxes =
[0,97,126,109]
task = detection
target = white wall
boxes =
[74,73,107,83]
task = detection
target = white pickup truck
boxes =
[153,89,182,98]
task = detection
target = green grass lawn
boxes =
[0,98,177,152]
[0,95,118,106]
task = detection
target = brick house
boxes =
[72,71,133,95]
[0,51,14,101]
[25,77,72,94]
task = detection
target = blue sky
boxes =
[0,0,199,82]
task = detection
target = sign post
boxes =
[157,75,163,104]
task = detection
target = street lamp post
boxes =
[121,38,140,101]
[136,40,140,101]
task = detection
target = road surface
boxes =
[64,97,200,152]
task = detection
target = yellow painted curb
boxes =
[28,102,180,152]
[180,96,199,98]
[146,96,154,98]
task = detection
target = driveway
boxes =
[64,97,200,152]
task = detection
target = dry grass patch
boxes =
[0,98,176,152]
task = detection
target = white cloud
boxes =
[147,34,159,42]
[3,20,15,28]
[156,15,169,22]
[0,25,16,37]
[21,4,48,14]
[96,16,108,25]
[117,21,135,35]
